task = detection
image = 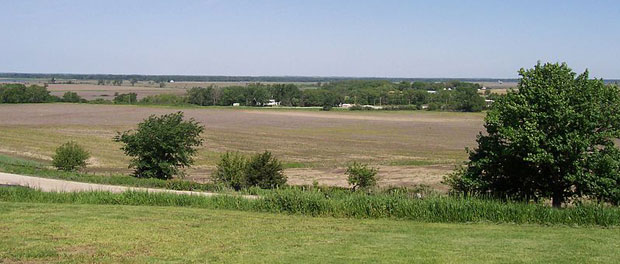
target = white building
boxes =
[266,99,280,106]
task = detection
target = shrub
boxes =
[113,92,137,104]
[346,162,378,190]
[426,102,440,111]
[114,112,204,180]
[213,152,247,190]
[139,94,185,105]
[89,98,112,104]
[52,141,90,171]
[187,87,215,106]
[245,151,286,189]
[0,84,52,103]
[62,91,83,103]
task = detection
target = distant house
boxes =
[266,99,280,106]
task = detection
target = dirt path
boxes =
[0,172,257,199]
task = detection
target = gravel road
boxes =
[0,172,257,199]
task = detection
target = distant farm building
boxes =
[266,99,280,106]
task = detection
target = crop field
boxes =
[1,202,618,263]
[46,84,187,100]
[42,82,320,101]
[0,103,484,190]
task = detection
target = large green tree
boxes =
[447,62,620,207]
[114,112,204,179]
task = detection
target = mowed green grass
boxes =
[1,202,618,263]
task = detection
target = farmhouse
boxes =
[266,99,280,106]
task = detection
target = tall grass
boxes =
[1,186,618,226]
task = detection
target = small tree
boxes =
[114,112,204,179]
[245,151,286,189]
[346,162,378,190]
[62,91,82,103]
[213,152,247,190]
[52,141,90,171]
[448,62,620,207]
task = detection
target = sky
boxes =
[1,0,619,78]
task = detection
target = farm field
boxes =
[0,103,484,190]
[34,81,320,101]
[1,202,618,263]
[46,83,187,100]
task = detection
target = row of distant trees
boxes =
[0,80,492,112]
[0,72,520,83]
[184,81,490,111]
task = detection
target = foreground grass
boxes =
[2,187,619,226]
[1,202,618,263]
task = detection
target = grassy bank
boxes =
[1,202,618,263]
[0,155,227,192]
[1,186,618,226]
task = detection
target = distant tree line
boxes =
[179,80,489,112]
[0,72,524,83]
[0,84,86,103]
[0,84,52,103]
[0,81,492,112]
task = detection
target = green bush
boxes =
[346,162,378,190]
[245,151,286,189]
[138,94,185,105]
[114,112,204,180]
[113,92,137,104]
[0,84,52,103]
[186,87,215,106]
[52,141,90,171]
[62,91,83,103]
[213,152,247,190]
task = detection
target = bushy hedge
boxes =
[138,94,186,105]
[52,141,90,171]
[0,84,55,103]
[213,151,287,189]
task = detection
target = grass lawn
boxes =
[1,202,618,263]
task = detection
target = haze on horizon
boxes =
[1,0,619,79]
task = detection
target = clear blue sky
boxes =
[1,0,619,78]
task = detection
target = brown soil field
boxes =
[47,84,187,100]
[0,104,485,190]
